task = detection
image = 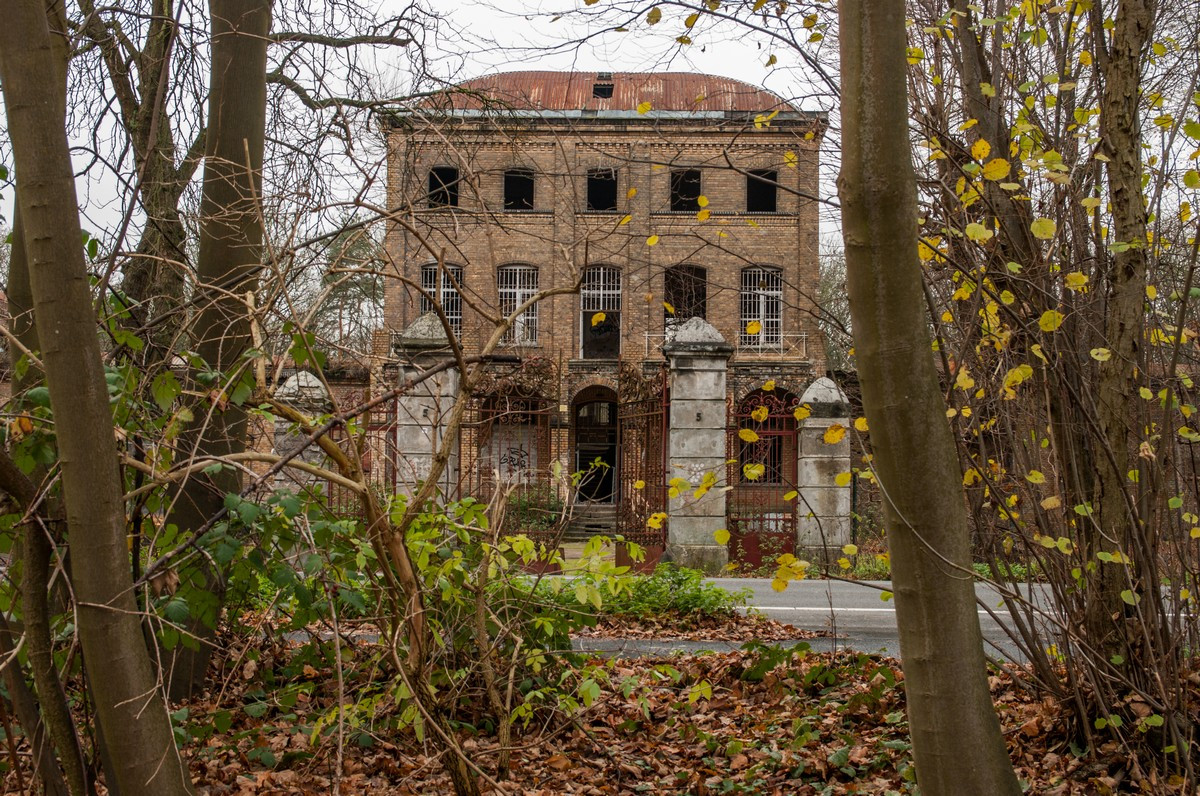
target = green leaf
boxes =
[212,710,233,734]
[152,371,182,412]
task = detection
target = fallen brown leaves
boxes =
[164,634,1194,796]
[571,611,829,642]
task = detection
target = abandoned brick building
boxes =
[375,71,850,570]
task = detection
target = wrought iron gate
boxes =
[726,389,800,568]
[616,362,669,553]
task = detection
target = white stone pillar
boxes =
[796,377,852,558]
[392,314,461,499]
[662,319,733,573]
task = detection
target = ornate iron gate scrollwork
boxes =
[616,362,669,553]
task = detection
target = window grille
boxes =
[498,265,539,344]
[581,266,622,312]
[740,267,782,347]
[420,264,463,337]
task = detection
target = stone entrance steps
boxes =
[564,503,618,541]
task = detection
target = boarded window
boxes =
[670,169,701,212]
[419,264,463,337]
[664,265,707,328]
[428,166,459,208]
[503,168,535,210]
[587,168,618,211]
[747,169,778,213]
[581,266,621,358]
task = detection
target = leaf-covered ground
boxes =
[571,611,828,642]
[168,631,1188,796]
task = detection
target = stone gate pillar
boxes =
[796,376,852,558]
[273,371,331,493]
[392,313,460,498]
[662,319,733,574]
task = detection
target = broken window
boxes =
[580,266,621,358]
[420,264,463,337]
[670,169,701,212]
[746,169,778,213]
[592,82,614,99]
[498,265,539,344]
[503,168,535,210]
[664,265,707,328]
[740,266,783,348]
[587,168,618,211]
[428,166,459,208]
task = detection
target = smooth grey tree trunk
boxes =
[836,1,1021,794]
[0,3,194,794]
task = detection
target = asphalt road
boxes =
[574,578,1045,661]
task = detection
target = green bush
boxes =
[504,484,565,533]
[536,563,750,620]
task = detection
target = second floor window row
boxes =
[426,166,781,213]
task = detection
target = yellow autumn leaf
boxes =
[1064,271,1089,291]
[1146,284,1158,300]
[1031,217,1057,240]
[793,404,812,422]
[834,471,852,487]
[981,158,1011,180]
[783,490,798,501]
[646,6,661,24]
[697,195,709,208]
[618,214,632,226]
[646,234,660,246]
[1041,495,1062,510]
[842,544,858,556]
[663,302,675,315]
[784,151,797,169]
[1025,470,1046,484]
[713,528,731,545]
[742,463,765,481]
[591,311,606,327]
[823,423,847,445]
[1090,347,1112,362]
[633,479,646,490]
[966,222,994,242]
[963,468,981,486]
[971,138,991,160]
[696,208,711,221]
[626,187,637,199]
[762,379,776,391]
[738,428,760,443]
[854,417,869,432]
[637,100,653,114]
[955,366,975,390]
[1000,290,1015,305]
[646,512,667,529]
[771,578,789,592]
[745,320,762,335]
[1038,309,1064,332]
[750,405,769,422]
[1139,386,1154,400]
[838,557,851,570]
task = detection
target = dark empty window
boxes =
[670,169,701,212]
[664,265,707,327]
[592,82,614,98]
[747,169,778,213]
[428,166,459,208]
[504,168,535,210]
[587,168,618,211]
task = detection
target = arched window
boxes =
[420,263,463,337]
[664,264,707,329]
[580,266,621,359]
[498,265,539,344]
[740,266,782,347]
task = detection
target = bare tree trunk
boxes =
[836,2,1020,794]
[164,0,271,701]
[1090,0,1155,653]
[0,2,193,794]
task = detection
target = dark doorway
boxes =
[574,387,618,503]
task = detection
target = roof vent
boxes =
[592,81,614,99]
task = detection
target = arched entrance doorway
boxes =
[573,385,618,502]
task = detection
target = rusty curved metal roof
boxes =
[434,71,796,113]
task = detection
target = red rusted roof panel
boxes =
[435,71,795,113]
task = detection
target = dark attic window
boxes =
[747,169,778,213]
[428,166,459,208]
[504,168,535,210]
[670,169,701,212]
[587,168,618,211]
[593,82,614,99]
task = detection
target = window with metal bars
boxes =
[498,265,539,344]
[664,264,707,328]
[419,264,463,337]
[740,267,782,347]
[580,265,621,358]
